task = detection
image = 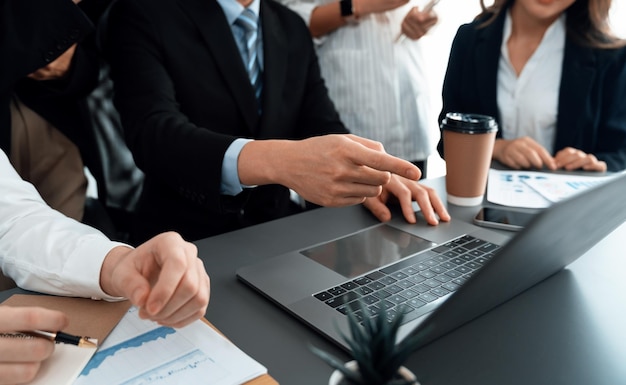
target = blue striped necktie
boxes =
[235,8,262,110]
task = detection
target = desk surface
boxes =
[195,176,626,385]
[3,177,626,384]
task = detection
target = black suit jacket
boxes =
[438,9,626,171]
[1,0,112,203]
[106,0,347,242]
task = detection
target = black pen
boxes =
[21,330,97,348]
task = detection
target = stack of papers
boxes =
[487,169,619,208]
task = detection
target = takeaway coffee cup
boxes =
[441,112,498,206]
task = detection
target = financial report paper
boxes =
[73,307,267,385]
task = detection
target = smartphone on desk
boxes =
[473,207,537,232]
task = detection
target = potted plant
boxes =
[311,303,422,385]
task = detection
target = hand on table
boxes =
[493,136,557,170]
[554,147,607,172]
[363,174,450,225]
[493,137,606,172]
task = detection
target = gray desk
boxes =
[195,176,626,384]
[2,177,625,384]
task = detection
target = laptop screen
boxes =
[300,225,436,279]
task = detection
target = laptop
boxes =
[237,172,626,350]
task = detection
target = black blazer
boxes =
[106,0,347,242]
[0,0,112,203]
[438,9,626,171]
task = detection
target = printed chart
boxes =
[73,307,266,385]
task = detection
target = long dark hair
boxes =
[477,0,625,48]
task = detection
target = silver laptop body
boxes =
[237,173,626,350]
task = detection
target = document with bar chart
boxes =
[521,172,619,203]
[73,307,266,385]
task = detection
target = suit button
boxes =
[44,51,55,62]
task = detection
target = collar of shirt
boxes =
[216,0,261,26]
[215,0,264,69]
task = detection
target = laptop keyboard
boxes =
[313,235,500,324]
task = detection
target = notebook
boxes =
[237,172,626,350]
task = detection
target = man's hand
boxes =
[239,134,449,225]
[27,44,77,81]
[363,174,450,225]
[492,136,557,170]
[0,306,68,384]
[400,6,438,40]
[99,232,210,328]
[239,134,421,207]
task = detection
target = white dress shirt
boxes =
[497,11,565,153]
[0,150,124,300]
[277,0,437,162]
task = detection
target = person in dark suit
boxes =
[105,0,450,243]
[438,0,626,172]
[0,0,127,236]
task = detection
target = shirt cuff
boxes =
[73,239,129,302]
[221,138,254,196]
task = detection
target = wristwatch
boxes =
[339,0,358,22]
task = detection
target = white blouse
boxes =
[497,11,565,153]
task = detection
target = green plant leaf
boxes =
[312,299,423,385]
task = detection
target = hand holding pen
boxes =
[395,0,440,43]
[0,306,68,384]
[21,330,96,348]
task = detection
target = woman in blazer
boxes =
[438,0,626,172]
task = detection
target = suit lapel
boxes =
[257,2,287,138]
[474,14,505,129]
[177,0,259,132]
[555,40,596,151]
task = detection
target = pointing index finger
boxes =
[347,135,421,180]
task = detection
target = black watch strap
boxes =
[339,0,353,17]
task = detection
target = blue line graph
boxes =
[72,308,266,385]
[81,327,176,376]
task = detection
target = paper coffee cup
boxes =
[441,113,498,206]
